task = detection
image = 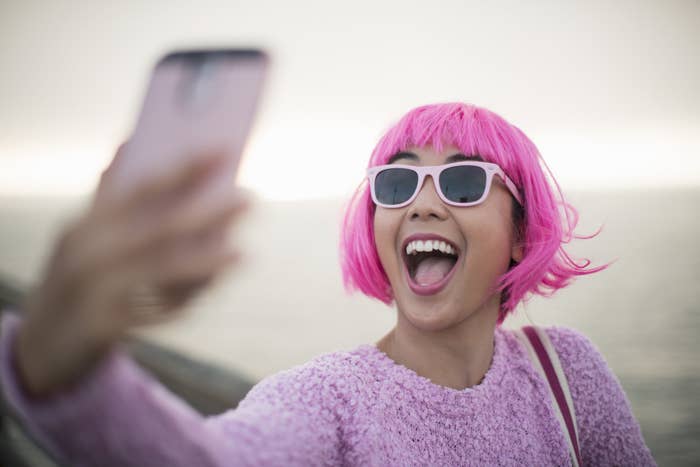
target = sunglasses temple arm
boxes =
[500,172,523,205]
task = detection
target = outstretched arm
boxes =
[1,312,343,467]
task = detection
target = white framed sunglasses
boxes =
[367,161,523,208]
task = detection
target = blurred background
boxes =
[1,0,698,465]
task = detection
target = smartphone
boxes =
[103,48,269,211]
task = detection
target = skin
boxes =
[374,144,523,390]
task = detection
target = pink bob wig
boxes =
[339,102,609,325]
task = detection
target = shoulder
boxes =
[537,325,631,424]
[541,326,605,367]
[538,325,614,385]
[509,324,628,420]
[502,326,656,464]
[498,325,606,372]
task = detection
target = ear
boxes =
[510,219,525,264]
[509,198,525,265]
[511,242,524,264]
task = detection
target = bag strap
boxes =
[513,325,582,467]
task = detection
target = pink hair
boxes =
[339,102,609,324]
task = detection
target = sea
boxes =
[1,188,698,466]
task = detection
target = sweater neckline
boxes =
[355,327,510,410]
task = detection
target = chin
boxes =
[397,295,466,332]
[394,282,499,333]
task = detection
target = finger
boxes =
[152,275,215,315]
[66,186,246,289]
[116,151,228,216]
[127,301,190,327]
[123,284,189,326]
[134,192,250,254]
[146,213,239,293]
[125,251,241,328]
[149,244,241,290]
[57,181,248,309]
[162,276,213,304]
[72,228,240,332]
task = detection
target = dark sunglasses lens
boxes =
[439,166,487,203]
[374,168,418,205]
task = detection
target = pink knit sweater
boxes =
[0,311,655,466]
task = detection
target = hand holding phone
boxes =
[101,49,269,212]
[14,49,269,398]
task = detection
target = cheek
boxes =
[461,211,514,278]
[373,209,402,277]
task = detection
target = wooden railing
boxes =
[0,273,256,467]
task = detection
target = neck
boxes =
[376,295,500,391]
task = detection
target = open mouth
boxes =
[402,237,461,295]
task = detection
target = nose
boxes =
[407,175,449,221]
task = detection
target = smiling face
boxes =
[373,144,523,331]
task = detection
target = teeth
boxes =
[405,239,457,256]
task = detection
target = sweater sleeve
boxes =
[0,311,343,467]
[544,326,656,467]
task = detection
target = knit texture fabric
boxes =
[0,311,655,466]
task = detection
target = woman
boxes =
[0,103,655,466]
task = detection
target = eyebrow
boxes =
[445,153,484,163]
[387,151,484,164]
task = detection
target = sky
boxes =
[1,0,698,200]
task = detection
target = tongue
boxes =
[414,257,454,286]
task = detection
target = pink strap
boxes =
[522,325,583,466]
